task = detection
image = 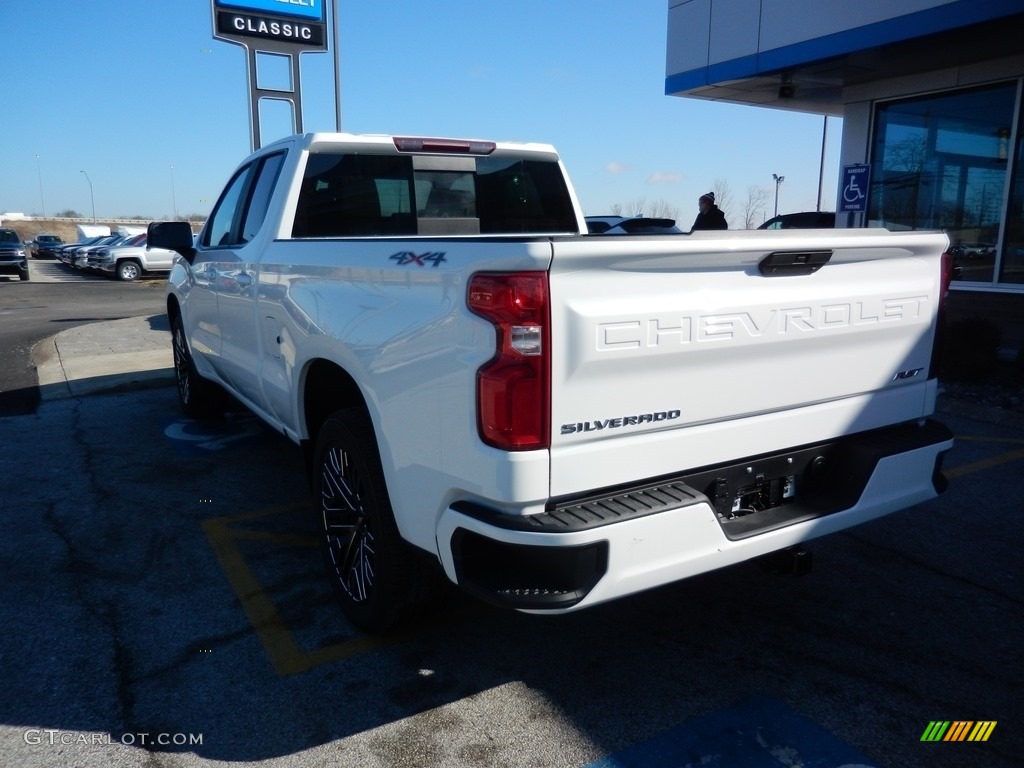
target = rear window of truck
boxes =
[291,152,577,237]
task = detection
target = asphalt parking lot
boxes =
[2,272,1022,768]
[0,364,1020,768]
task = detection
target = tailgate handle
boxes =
[758,250,832,276]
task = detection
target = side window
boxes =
[241,152,285,243]
[292,153,416,237]
[203,164,254,248]
[475,157,577,233]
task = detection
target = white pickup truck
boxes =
[150,132,954,631]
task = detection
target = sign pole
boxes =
[245,45,260,151]
[211,0,328,151]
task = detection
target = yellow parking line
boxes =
[202,506,400,675]
[946,447,1024,479]
[945,434,1024,479]
[227,529,318,547]
[955,435,1024,446]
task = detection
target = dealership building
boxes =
[665,0,1024,347]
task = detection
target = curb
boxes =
[31,316,174,402]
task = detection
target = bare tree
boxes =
[886,133,927,172]
[741,185,771,228]
[712,178,734,228]
[615,198,647,217]
[646,199,680,220]
[608,198,679,220]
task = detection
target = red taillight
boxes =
[931,250,954,379]
[940,250,953,303]
[468,272,550,451]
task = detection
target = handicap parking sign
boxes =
[840,164,871,213]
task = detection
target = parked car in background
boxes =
[948,242,994,260]
[757,212,836,229]
[88,235,177,281]
[0,228,30,281]
[586,215,683,234]
[69,234,133,270]
[29,233,64,259]
[56,236,106,264]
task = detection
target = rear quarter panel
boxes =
[253,237,557,552]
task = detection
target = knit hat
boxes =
[700,192,715,204]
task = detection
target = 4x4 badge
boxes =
[389,251,447,267]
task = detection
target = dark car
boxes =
[757,211,836,229]
[586,215,683,234]
[0,228,30,281]
[29,233,64,259]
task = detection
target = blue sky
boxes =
[1,0,842,227]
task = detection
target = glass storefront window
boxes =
[869,82,1017,284]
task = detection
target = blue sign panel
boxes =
[584,695,880,768]
[213,0,327,50]
[217,0,323,22]
[840,164,871,213]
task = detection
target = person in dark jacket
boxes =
[690,191,728,231]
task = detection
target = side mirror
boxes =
[148,221,196,262]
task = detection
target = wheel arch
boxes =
[300,358,369,464]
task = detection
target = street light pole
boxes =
[816,116,828,212]
[170,164,178,220]
[80,170,96,223]
[35,154,45,217]
[333,0,342,131]
[772,173,785,217]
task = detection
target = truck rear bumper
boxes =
[436,419,953,612]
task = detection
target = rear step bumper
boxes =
[439,419,953,612]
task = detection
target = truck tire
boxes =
[116,260,141,281]
[171,314,226,418]
[314,408,433,632]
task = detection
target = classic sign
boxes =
[213,0,326,49]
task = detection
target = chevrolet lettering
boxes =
[597,296,929,351]
[149,132,954,633]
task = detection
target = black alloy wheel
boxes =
[315,408,433,632]
[170,313,226,418]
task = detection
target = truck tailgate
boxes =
[548,229,948,497]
